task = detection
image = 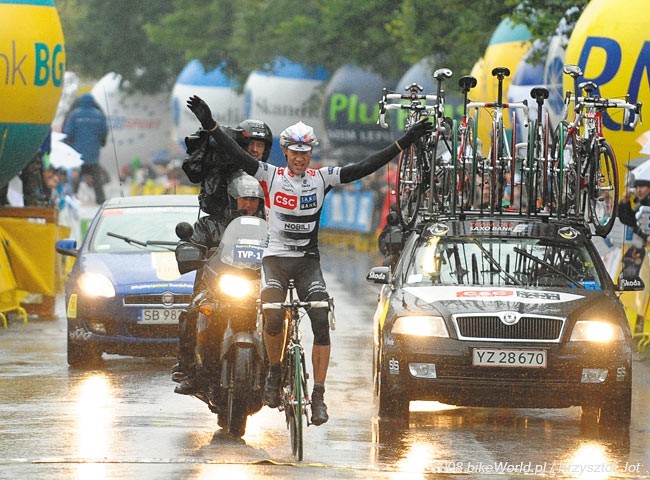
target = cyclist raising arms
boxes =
[186,95,432,425]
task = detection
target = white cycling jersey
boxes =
[253,162,342,257]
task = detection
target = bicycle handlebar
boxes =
[573,96,643,128]
[378,102,437,128]
[466,100,530,127]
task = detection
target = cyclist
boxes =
[186,94,433,424]
[173,118,272,394]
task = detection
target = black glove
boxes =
[187,95,217,131]
[396,118,434,150]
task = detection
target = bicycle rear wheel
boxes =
[287,347,304,460]
[589,140,618,237]
[396,143,423,229]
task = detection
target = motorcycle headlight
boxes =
[391,315,449,337]
[218,273,253,299]
[78,272,115,298]
[569,320,624,342]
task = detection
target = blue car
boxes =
[56,195,200,366]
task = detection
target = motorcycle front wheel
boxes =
[226,346,254,437]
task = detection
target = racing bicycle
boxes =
[265,280,332,461]
[552,64,642,236]
[525,86,553,214]
[467,67,529,213]
[378,68,454,228]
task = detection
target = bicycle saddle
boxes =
[530,87,549,101]
[491,67,510,78]
[433,68,453,80]
[563,64,583,77]
[458,75,477,92]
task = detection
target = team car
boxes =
[367,217,642,427]
[56,195,200,366]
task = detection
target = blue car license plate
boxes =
[140,308,182,324]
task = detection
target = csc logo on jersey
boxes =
[273,192,297,209]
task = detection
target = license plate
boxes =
[140,308,182,324]
[472,348,547,368]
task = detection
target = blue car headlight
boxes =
[78,272,115,298]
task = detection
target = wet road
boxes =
[1,246,649,479]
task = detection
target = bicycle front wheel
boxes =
[287,347,304,460]
[589,140,618,237]
[396,143,423,229]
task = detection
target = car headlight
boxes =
[391,315,449,337]
[569,320,624,342]
[218,273,253,299]
[78,272,115,298]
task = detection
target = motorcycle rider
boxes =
[185,94,433,425]
[174,119,271,394]
[174,171,265,394]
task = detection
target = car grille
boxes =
[123,294,192,306]
[453,314,565,342]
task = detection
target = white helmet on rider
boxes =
[279,121,319,152]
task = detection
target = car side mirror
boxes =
[175,222,194,241]
[175,242,203,274]
[366,266,392,285]
[55,238,78,257]
[615,271,645,291]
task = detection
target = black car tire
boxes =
[67,333,102,367]
[598,383,632,429]
[376,348,409,421]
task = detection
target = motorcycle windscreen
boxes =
[219,216,268,269]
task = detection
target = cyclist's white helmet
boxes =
[279,121,319,152]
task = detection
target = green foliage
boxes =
[56,0,586,94]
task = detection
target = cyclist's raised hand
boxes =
[397,118,434,150]
[187,95,217,131]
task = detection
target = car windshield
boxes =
[404,235,602,290]
[90,206,199,253]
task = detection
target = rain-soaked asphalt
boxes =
[1,246,650,479]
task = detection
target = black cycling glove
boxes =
[396,118,434,150]
[187,95,217,131]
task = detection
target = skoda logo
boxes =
[428,223,449,236]
[500,311,520,325]
[558,226,579,240]
[161,291,175,306]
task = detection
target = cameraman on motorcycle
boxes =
[173,119,271,394]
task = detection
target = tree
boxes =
[57,0,186,93]
[57,0,587,94]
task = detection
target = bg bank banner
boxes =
[0,0,65,187]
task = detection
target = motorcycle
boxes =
[175,215,268,436]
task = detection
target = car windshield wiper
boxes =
[513,247,582,288]
[107,232,176,251]
[471,240,523,286]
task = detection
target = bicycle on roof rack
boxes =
[551,64,642,237]
[378,68,454,229]
[524,86,554,215]
[453,74,480,211]
[466,67,530,215]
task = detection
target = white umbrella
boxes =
[49,131,83,169]
[631,157,650,184]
